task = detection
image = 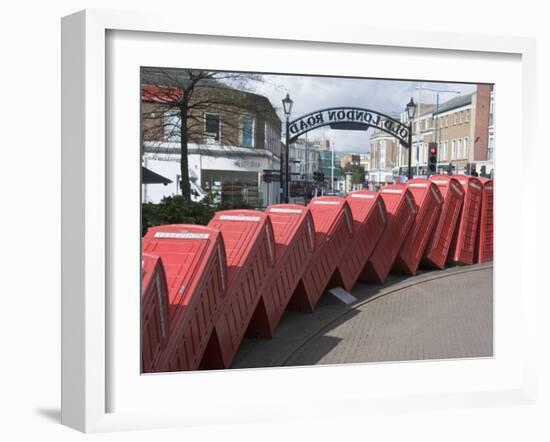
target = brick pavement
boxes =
[232,263,493,368]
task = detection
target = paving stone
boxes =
[232,263,493,368]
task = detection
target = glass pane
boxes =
[241,115,253,147]
[205,114,220,140]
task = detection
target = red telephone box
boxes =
[447,175,483,265]
[142,225,226,372]
[475,178,494,263]
[246,204,315,338]
[141,253,170,373]
[422,175,465,269]
[393,179,443,275]
[360,185,416,284]
[335,190,387,291]
[288,197,353,312]
[200,210,276,369]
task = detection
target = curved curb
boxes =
[282,262,493,366]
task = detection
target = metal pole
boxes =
[435,93,440,173]
[331,143,334,191]
[407,123,413,179]
[279,138,284,203]
[304,132,308,204]
[377,145,381,188]
[284,117,290,203]
[416,86,421,168]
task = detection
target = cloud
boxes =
[252,73,476,154]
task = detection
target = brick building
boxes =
[141,69,282,207]
[369,84,494,181]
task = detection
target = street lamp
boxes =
[405,97,417,179]
[282,93,293,203]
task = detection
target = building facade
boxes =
[368,85,495,182]
[368,126,404,184]
[339,153,361,169]
[141,72,282,207]
[319,149,341,190]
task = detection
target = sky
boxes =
[247,74,477,154]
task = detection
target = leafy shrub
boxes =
[142,194,253,236]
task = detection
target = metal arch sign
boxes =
[288,107,411,147]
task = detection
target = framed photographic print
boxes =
[61,9,536,433]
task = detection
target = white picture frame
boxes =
[61,9,537,433]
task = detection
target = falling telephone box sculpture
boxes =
[446,175,483,265]
[334,190,387,291]
[392,179,443,275]
[288,196,353,312]
[422,175,465,269]
[475,178,494,263]
[246,204,315,338]
[141,225,227,372]
[200,210,276,369]
[360,185,416,284]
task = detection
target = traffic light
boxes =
[427,142,438,174]
[313,171,325,184]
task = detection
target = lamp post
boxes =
[415,87,461,172]
[282,93,293,203]
[405,97,417,180]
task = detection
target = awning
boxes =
[142,166,172,185]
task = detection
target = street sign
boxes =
[263,169,281,183]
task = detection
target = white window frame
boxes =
[163,110,181,142]
[463,137,469,159]
[451,140,457,160]
[239,114,255,148]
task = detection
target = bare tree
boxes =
[141,68,276,203]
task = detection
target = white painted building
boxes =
[142,142,281,207]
